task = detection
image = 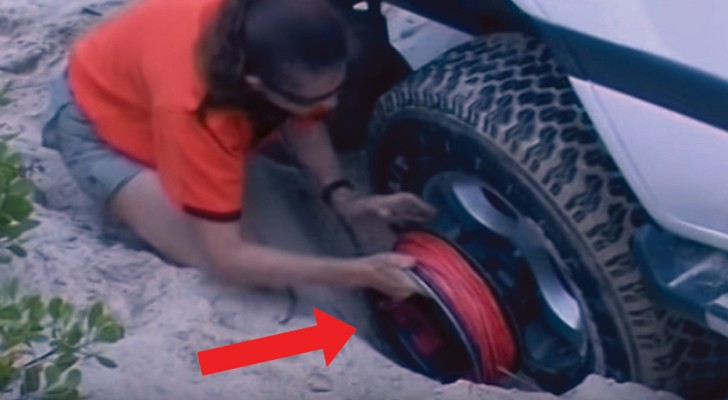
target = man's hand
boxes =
[280,121,435,226]
[353,252,426,300]
[331,188,436,225]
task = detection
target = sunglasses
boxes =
[261,78,344,107]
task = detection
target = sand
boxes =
[0,0,682,399]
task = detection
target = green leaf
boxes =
[95,323,124,343]
[24,218,42,230]
[23,364,41,394]
[49,298,62,320]
[0,305,21,320]
[41,387,75,400]
[45,365,60,387]
[0,219,41,241]
[94,355,118,369]
[63,389,81,400]
[64,322,83,347]
[22,293,39,307]
[0,358,17,391]
[2,194,32,221]
[9,178,34,197]
[0,96,9,108]
[93,313,113,330]
[7,243,27,258]
[87,301,103,330]
[4,278,18,300]
[6,153,22,166]
[40,389,65,400]
[54,353,78,372]
[0,212,13,227]
[64,369,81,390]
[26,295,44,321]
[0,164,17,185]
[41,388,81,400]
[59,302,74,322]
[0,82,10,106]
[5,332,26,348]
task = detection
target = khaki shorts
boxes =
[40,73,144,206]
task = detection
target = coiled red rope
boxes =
[395,231,518,383]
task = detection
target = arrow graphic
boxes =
[197,308,356,376]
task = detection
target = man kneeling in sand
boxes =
[41,0,435,299]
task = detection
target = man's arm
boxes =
[281,120,357,205]
[193,217,361,287]
[191,217,421,299]
[281,121,436,223]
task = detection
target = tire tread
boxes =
[369,34,728,397]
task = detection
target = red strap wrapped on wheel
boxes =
[395,231,518,383]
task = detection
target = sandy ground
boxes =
[0,1,683,399]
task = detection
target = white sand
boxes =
[0,0,681,399]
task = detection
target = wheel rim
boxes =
[423,172,585,345]
[370,120,606,391]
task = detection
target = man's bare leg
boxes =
[108,169,210,268]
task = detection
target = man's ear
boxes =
[245,75,263,90]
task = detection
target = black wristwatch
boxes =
[321,178,354,206]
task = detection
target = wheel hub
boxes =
[371,230,517,384]
[370,171,591,390]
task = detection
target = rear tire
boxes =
[368,34,728,398]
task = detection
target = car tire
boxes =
[368,34,728,398]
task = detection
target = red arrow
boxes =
[197,308,356,376]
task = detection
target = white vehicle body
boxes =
[511,0,728,251]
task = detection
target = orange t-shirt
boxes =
[69,0,252,221]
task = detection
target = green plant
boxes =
[0,142,38,263]
[0,83,11,108]
[0,280,124,400]
[0,84,37,262]
[0,88,124,399]
[0,139,40,263]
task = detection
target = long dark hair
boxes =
[197,0,350,141]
